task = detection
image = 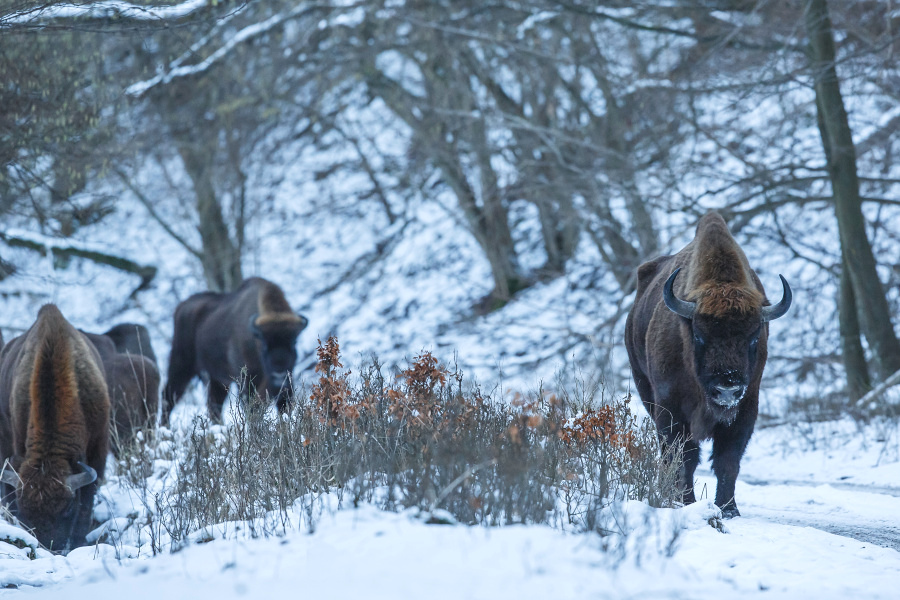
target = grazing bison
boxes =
[163,277,308,423]
[625,212,791,518]
[0,305,110,552]
[83,324,160,456]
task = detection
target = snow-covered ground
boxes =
[1,418,897,598]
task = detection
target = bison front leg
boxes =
[206,382,229,424]
[162,362,197,427]
[72,482,99,548]
[680,437,701,504]
[274,377,294,415]
[710,419,754,519]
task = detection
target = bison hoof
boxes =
[720,505,741,519]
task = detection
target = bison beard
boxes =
[624,212,791,518]
[163,277,308,423]
[0,304,110,553]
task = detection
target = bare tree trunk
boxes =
[435,144,522,302]
[459,49,579,276]
[176,135,243,293]
[366,69,524,303]
[840,252,871,401]
[534,196,579,276]
[597,74,659,264]
[805,0,900,379]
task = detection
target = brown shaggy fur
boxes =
[0,305,109,551]
[690,282,764,317]
[683,213,763,317]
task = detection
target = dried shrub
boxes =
[120,337,680,549]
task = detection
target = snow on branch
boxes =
[0,229,157,293]
[856,368,900,410]
[126,1,361,97]
[1,0,211,26]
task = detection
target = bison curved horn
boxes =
[663,268,696,319]
[0,467,20,487]
[297,313,309,330]
[248,313,263,339]
[65,461,97,492]
[761,274,792,322]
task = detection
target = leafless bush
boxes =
[120,337,680,550]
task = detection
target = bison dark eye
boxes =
[693,333,705,346]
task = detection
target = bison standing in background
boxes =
[625,212,791,518]
[163,277,308,423]
[0,305,109,552]
[83,324,159,456]
[103,323,158,365]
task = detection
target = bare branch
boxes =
[126,2,364,97]
[0,229,156,292]
[1,0,214,27]
[114,167,202,259]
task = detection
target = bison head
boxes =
[664,268,791,413]
[1,459,97,553]
[249,312,309,394]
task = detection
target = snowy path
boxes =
[743,477,900,551]
[696,469,900,551]
[692,418,900,552]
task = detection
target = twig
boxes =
[429,458,497,513]
[114,167,202,259]
[857,368,900,408]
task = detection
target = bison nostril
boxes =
[716,385,744,401]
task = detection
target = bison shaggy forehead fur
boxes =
[253,284,305,328]
[689,282,764,318]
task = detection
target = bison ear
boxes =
[65,461,97,492]
[248,313,263,339]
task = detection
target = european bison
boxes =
[0,305,110,552]
[625,212,791,518]
[163,277,308,423]
[83,324,160,455]
[103,322,158,365]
